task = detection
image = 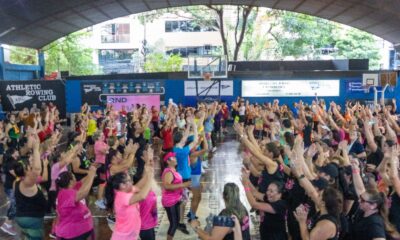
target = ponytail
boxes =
[105,172,126,210]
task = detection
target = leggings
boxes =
[165,202,181,236]
[15,216,44,240]
[140,228,155,240]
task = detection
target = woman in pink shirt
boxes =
[105,150,154,240]
[135,154,158,240]
[55,164,97,240]
[162,152,191,240]
[93,130,109,209]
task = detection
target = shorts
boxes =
[191,175,201,188]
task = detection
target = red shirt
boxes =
[162,128,173,150]
[151,110,159,122]
[221,106,229,119]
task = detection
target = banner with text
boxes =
[184,80,233,96]
[242,80,340,97]
[81,80,165,107]
[106,95,160,111]
[346,79,364,93]
[0,80,66,116]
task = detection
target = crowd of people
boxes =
[0,95,399,240]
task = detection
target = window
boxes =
[101,23,130,43]
[165,20,218,33]
[165,46,221,58]
[98,49,137,64]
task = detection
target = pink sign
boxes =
[106,95,160,111]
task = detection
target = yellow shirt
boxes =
[87,119,97,136]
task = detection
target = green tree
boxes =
[273,11,381,69]
[273,12,336,59]
[43,31,96,75]
[9,46,38,65]
[144,53,183,72]
[334,28,380,69]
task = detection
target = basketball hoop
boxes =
[203,72,212,81]
[363,84,372,93]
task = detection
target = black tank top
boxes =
[72,151,91,181]
[15,181,47,218]
[312,214,339,240]
[258,164,284,193]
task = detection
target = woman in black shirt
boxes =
[242,175,288,240]
[351,155,399,240]
[13,135,47,240]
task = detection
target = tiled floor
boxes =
[0,134,261,239]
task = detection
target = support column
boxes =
[0,47,5,80]
[38,50,45,79]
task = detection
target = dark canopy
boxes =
[1,0,400,50]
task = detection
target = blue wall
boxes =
[69,76,400,113]
[0,47,45,81]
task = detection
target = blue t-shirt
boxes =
[204,116,214,133]
[191,147,202,175]
[173,145,191,180]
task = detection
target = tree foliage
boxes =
[9,46,38,65]
[144,53,183,72]
[43,31,97,75]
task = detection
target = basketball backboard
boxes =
[187,55,228,79]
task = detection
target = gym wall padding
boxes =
[66,75,400,113]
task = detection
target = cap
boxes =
[311,178,329,191]
[318,163,339,179]
[163,152,176,162]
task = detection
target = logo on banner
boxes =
[7,95,33,109]
[83,85,102,93]
[108,97,127,103]
[309,81,320,90]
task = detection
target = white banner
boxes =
[242,80,340,97]
[184,80,233,96]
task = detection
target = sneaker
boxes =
[107,215,116,224]
[95,199,106,210]
[178,223,190,234]
[202,161,209,169]
[49,232,56,239]
[187,212,199,222]
[0,223,17,236]
[212,147,217,152]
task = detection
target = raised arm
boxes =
[76,165,97,201]
[234,122,277,172]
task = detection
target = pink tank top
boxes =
[161,168,183,207]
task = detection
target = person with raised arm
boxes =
[172,115,198,233]
[350,154,398,240]
[105,149,154,240]
[162,152,192,240]
[242,167,288,240]
[14,133,47,240]
[54,164,98,239]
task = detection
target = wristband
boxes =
[244,187,251,192]
[298,174,305,180]
[352,169,360,174]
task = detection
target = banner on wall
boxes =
[184,80,233,96]
[106,95,160,111]
[0,80,66,116]
[346,79,364,93]
[81,80,165,107]
[242,80,340,97]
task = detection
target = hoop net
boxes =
[363,84,372,93]
[203,72,212,81]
